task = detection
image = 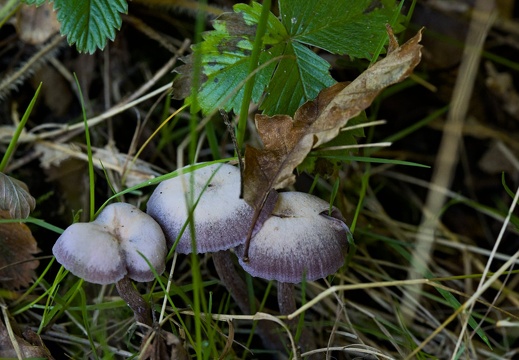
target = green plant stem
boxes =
[74,74,95,221]
[236,0,271,148]
[205,119,221,160]
[0,83,41,172]
[190,4,206,353]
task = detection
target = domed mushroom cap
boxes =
[53,203,167,285]
[236,192,349,283]
[146,163,254,254]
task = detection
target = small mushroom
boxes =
[235,191,350,352]
[236,191,349,283]
[146,163,254,253]
[53,202,167,326]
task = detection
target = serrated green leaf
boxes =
[172,2,286,115]
[182,36,283,114]
[261,41,335,115]
[52,0,127,54]
[279,0,395,58]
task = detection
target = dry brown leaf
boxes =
[0,172,36,219]
[0,210,40,290]
[140,329,189,360]
[243,27,424,209]
[16,3,60,45]
[243,83,345,209]
[0,320,53,359]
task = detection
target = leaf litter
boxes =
[0,210,40,290]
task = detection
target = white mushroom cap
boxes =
[236,192,349,283]
[146,163,254,254]
[53,203,167,284]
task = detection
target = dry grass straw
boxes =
[402,0,497,323]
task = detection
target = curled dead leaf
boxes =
[0,173,36,219]
[0,320,53,359]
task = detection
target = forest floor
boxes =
[1,0,519,359]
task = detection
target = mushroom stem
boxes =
[277,282,316,354]
[116,276,152,327]
[277,282,296,316]
[212,251,285,352]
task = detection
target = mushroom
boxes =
[53,202,167,326]
[235,191,350,351]
[236,191,349,282]
[146,163,254,253]
[146,163,285,351]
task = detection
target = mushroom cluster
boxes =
[144,162,350,352]
[145,163,349,283]
[52,161,351,353]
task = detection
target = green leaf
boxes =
[260,41,335,115]
[172,2,285,114]
[51,0,128,54]
[279,0,395,58]
[172,0,400,116]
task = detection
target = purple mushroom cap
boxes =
[236,191,349,283]
[146,163,254,254]
[53,203,167,284]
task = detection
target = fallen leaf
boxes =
[0,173,36,219]
[243,27,424,210]
[0,210,40,290]
[16,3,60,45]
[242,82,345,209]
[140,329,189,360]
[0,319,53,359]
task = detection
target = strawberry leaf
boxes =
[24,0,128,54]
[279,0,397,58]
[172,2,286,114]
[22,0,47,5]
